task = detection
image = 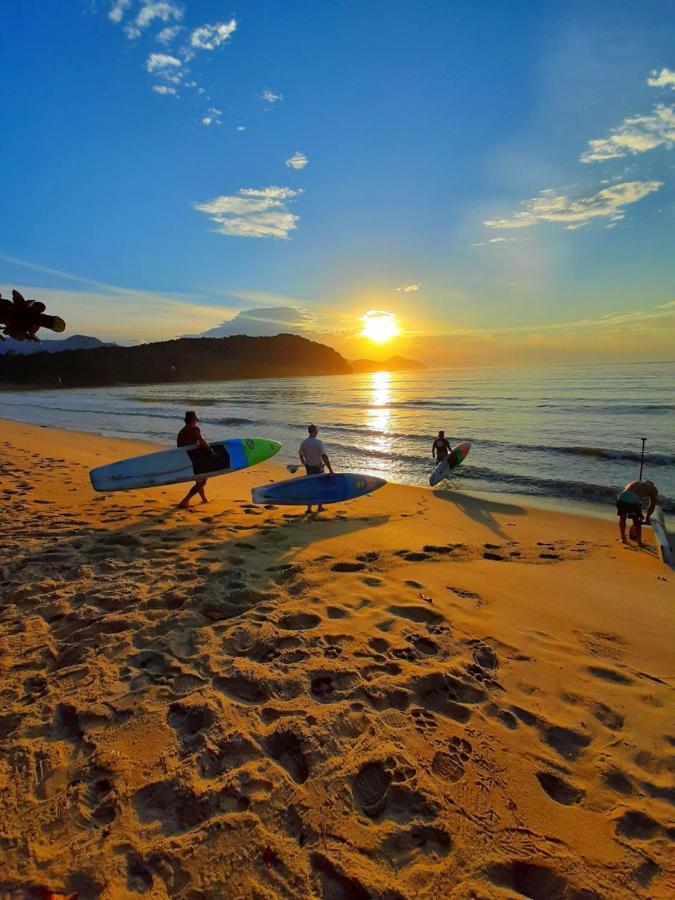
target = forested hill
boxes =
[0,334,351,388]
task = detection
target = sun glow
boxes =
[359,310,400,344]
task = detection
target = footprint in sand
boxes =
[431,736,472,783]
[263,729,309,784]
[536,771,584,805]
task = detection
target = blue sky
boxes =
[1,0,674,363]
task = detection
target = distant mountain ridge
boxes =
[350,355,425,373]
[0,335,111,355]
[0,333,351,388]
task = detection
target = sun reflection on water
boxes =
[368,370,391,441]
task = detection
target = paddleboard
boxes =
[252,472,386,506]
[429,441,471,487]
[649,507,673,568]
[90,438,281,492]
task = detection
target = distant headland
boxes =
[0,334,352,389]
[350,355,425,373]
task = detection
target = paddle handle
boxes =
[638,437,646,481]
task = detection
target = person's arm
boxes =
[299,443,306,464]
[196,429,217,455]
[431,441,437,460]
[322,452,334,475]
[645,489,658,523]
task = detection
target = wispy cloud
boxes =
[121,1,183,40]
[202,106,222,126]
[485,180,662,231]
[472,236,525,246]
[190,19,237,50]
[581,104,675,162]
[193,187,304,239]
[647,67,675,89]
[108,0,130,24]
[153,84,178,97]
[396,283,421,293]
[285,151,308,170]
[156,24,182,45]
[0,254,235,342]
[145,52,183,91]
[261,88,283,104]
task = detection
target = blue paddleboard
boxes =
[251,472,386,506]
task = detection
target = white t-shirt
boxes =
[300,437,325,467]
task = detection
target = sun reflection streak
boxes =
[368,370,391,441]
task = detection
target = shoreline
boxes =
[1,418,674,896]
[0,416,626,523]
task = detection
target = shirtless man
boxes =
[298,424,334,514]
[432,430,451,462]
[177,411,215,508]
[616,480,658,546]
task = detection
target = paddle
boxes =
[638,437,647,481]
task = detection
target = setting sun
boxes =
[359,310,400,343]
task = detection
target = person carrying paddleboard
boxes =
[432,430,451,462]
[298,424,334,515]
[177,411,216,508]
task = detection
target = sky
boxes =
[1,0,674,365]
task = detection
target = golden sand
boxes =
[0,419,673,898]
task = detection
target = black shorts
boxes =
[616,501,642,521]
[305,465,323,475]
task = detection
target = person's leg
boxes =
[197,479,208,503]
[618,511,627,543]
[179,483,201,508]
[634,517,643,547]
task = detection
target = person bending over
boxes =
[299,424,334,515]
[177,411,215,508]
[615,488,643,546]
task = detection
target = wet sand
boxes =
[0,419,673,899]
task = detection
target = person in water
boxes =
[298,424,334,515]
[177,411,215,508]
[615,480,658,546]
[432,430,451,462]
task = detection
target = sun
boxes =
[359,310,400,344]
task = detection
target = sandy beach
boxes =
[0,418,673,899]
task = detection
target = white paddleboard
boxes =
[90,438,281,492]
[429,441,471,487]
[650,507,673,568]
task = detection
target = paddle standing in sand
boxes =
[298,424,334,515]
[177,411,216,508]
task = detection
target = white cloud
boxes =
[647,67,675,89]
[396,283,421,293]
[202,107,222,126]
[145,52,183,88]
[190,20,237,50]
[156,25,182,44]
[285,151,308,170]
[153,85,178,97]
[262,88,283,104]
[145,52,181,73]
[193,187,304,239]
[237,125,246,132]
[485,180,662,231]
[108,0,130,23]
[581,104,675,162]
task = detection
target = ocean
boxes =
[1,361,673,512]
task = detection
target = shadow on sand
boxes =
[433,489,526,539]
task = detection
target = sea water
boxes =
[1,361,673,511]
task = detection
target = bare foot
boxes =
[178,501,190,509]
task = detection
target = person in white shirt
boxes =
[298,424,334,514]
